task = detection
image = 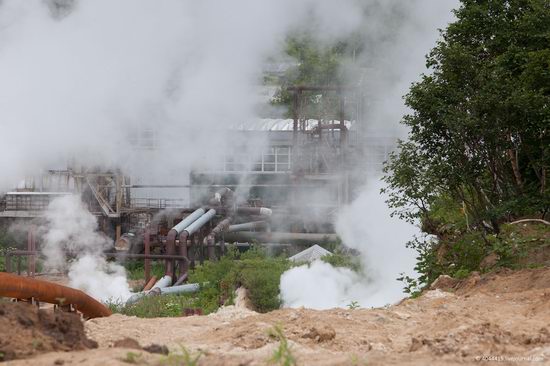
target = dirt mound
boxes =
[0,301,97,361]
[7,267,550,365]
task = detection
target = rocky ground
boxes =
[3,267,550,365]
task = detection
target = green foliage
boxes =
[400,222,549,291]
[396,273,423,298]
[492,223,550,268]
[272,36,349,117]
[386,0,550,291]
[268,325,296,366]
[0,228,17,272]
[159,346,202,366]
[452,268,471,279]
[321,253,362,272]
[108,293,197,318]
[122,351,143,364]
[384,0,550,234]
[114,247,291,316]
[124,261,165,281]
[347,301,360,310]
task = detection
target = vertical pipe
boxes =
[26,229,32,277]
[165,230,177,281]
[198,230,204,266]
[144,228,151,283]
[178,232,189,280]
[206,235,216,261]
[116,224,121,242]
[31,229,36,277]
[188,235,196,270]
[30,227,36,277]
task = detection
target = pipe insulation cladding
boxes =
[227,221,266,232]
[184,209,216,235]
[152,275,172,290]
[172,208,206,234]
[125,283,202,306]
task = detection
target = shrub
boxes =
[115,246,292,316]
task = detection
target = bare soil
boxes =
[4,267,550,365]
[0,301,97,362]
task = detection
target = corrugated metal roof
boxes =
[234,119,354,132]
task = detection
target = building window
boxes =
[222,146,291,173]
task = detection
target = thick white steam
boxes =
[281,181,418,308]
[0,0,362,191]
[41,195,131,302]
[280,0,459,309]
[0,0,364,302]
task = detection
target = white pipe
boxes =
[259,207,272,216]
[228,221,266,232]
[159,283,201,295]
[125,282,202,306]
[172,208,206,234]
[152,275,172,289]
[185,209,216,235]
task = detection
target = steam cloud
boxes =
[0,0,362,191]
[41,195,131,302]
[1,0,460,307]
[0,1,362,301]
[280,0,459,309]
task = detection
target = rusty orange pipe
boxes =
[0,272,112,319]
[142,275,158,291]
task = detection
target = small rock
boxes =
[54,359,65,365]
[430,275,458,290]
[480,252,500,270]
[302,325,336,342]
[143,344,169,355]
[112,337,141,350]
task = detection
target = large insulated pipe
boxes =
[223,231,339,244]
[185,209,217,235]
[151,275,172,290]
[204,217,232,260]
[125,283,202,306]
[0,272,111,319]
[235,207,272,217]
[227,221,266,232]
[165,208,206,280]
[177,209,217,281]
[173,208,206,234]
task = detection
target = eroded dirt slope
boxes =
[6,267,550,365]
[0,301,97,362]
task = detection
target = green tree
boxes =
[385,0,550,235]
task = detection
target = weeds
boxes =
[347,301,360,310]
[321,253,362,272]
[268,325,296,366]
[112,248,291,317]
[122,351,143,364]
[108,293,197,318]
[399,222,550,292]
[159,345,202,366]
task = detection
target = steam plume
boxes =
[41,195,131,302]
[280,0,459,309]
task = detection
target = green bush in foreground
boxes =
[115,246,291,317]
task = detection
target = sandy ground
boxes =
[4,267,550,366]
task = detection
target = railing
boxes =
[2,192,72,212]
[130,198,188,209]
